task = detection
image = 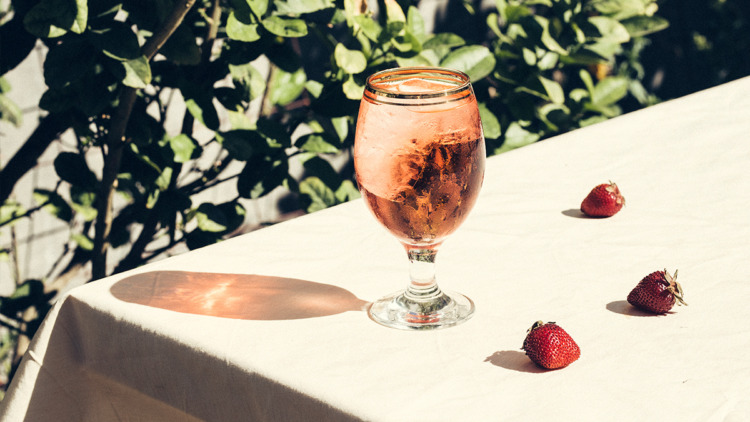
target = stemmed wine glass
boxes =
[353,67,486,330]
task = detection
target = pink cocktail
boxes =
[354,67,485,330]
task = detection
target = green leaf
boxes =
[591,76,629,106]
[407,6,426,38]
[24,0,88,38]
[195,203,228,233]
[146,189,160,209]
[305,80,324,98]
[501,4,531,23]
[0,93,22,127]
[353,15,382,41]
[248,0,269,16]
[580,69,595,94]
[570,88,589,102]
[121,56,152,88]
[534,16,567,55]
[222,201,247,233]
[69,187,97,221]
[421,33,465,61]
[392,31,421,53]
[487,13,503,38]
[537,51,559,70]
[561,49,608,66]
[91,23,141,61]
[168,134,197,163]
[302,155,341,189]
[478,103,501,139]
[334,44,367,74]
[524,0,552,6]
[628,79,651,105]
[227,12,261,42]
[0,201,26,227]
[154,167,173,191]
[589,16,631,44]
[522,48,537,66]
[330,116,349,141]
[335,180,360,202]
[495,122,540,154]
[621,15,669,37]
[219,130,266,161]
[342,75,364,100]
[71,233,94,250]
[33,189,73,222]
[586,42,621,61]
[261,16,308,37]
[269,67,307,106]
[296,133,340,153]
[590,0,645,20]
[423,32,465,50]
[440,45,496,82]
[538,103,570,131]
[229,63,266,101]
[539,76,565,104]
[580,115,609,127]
[299,176,337,213]
[69,0,88,33]
[54,152,97,188]
[275,0,335,15]
[384,0,406,22]
[379,21,405,43]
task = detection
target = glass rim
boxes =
[364,67,472,100]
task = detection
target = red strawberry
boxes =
[522,321,580,369]
[627,269,687,314]
[580,181,625,217]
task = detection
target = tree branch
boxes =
[90,0,197,280]
[111,0,223,275]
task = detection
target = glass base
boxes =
[368,289,475,330]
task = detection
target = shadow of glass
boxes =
[110,271,369,320]
[484,350,546,373]
[606,300,669,317]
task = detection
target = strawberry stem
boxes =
[664,268,687,306]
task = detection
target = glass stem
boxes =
[405,248,444,303]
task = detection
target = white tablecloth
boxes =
[2,77,750,421]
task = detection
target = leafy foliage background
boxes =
[0,0,747,393]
